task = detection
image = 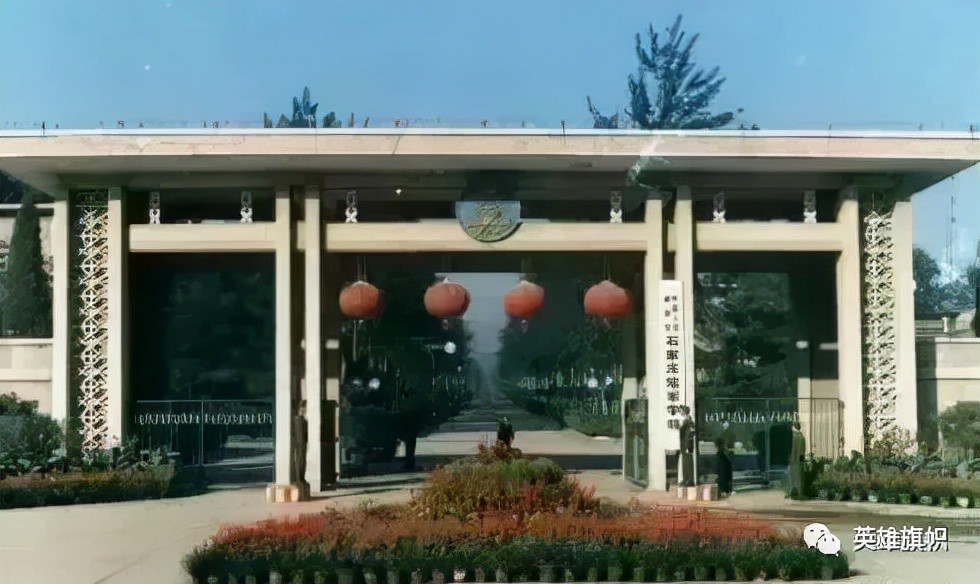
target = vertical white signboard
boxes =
[660,280,686,451]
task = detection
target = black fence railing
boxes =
[130,400,274,479]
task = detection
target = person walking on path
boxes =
[716,421,735,496]
[497,416,515,448]
[786,421,806,497]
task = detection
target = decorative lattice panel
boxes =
[72,192,111,452]
[862,209,898,442]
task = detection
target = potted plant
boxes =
[816,487,831,500]
[866,490,879,503]
[957,494,972,508]
[563,568,575,583]
[454,568,467,583]
[631,566,644,582]
[607,562,623,582]
[337,568,356,584]
[365,569,380,584]
[714,565,729,581]
[693,564,710,581]
[654,567,668,583]
[849,483,866,502]
[494,567,507,584]
[387,567,401,584]
[314,572,328,584]
[475,568,486,583]
[538,565,556,583]
[585,566,599,583]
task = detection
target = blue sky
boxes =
[1,0,979,262]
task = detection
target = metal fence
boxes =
[697,397,843,477]
[130,399,274,482]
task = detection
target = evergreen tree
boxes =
[587,15,734,130]
[264,86,343,129]
[1,192,52,337]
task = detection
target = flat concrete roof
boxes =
[0,129,977,194]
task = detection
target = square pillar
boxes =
[106,187,128,443]
[836,187,864,454]
[673,185,697,482]
[891,200,918,434]
[274,185,297,488]
[643,193,666,490]
[50,198,71,424]
[303,185,325,492]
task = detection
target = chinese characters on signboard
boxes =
[660,280,686,431]
[853,525,948,552]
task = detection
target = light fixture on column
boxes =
[240,191,253,223]
[803,191,817,223]
[609,191,623,223]
[712,192,726,223]
[149,192,161,224]
[345,190,358,223]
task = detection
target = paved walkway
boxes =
[2,467,979,583]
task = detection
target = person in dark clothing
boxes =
[716,421,734,496]
[497,416,515,448]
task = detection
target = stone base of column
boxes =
[265,482,311,503]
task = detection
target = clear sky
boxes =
[1,0,979,261]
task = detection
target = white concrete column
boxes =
[303,185,324,492]
[643,193,666,490]
[891,199,918,434]
[837,186,864,454]
[106,187,127,442]
[673,185,697,481]
[50,198,71,424]
[274,185,295,485]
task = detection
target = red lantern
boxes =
[339,281,383,320]
[583,280,632,319]
[424,279,470,319]
[503,279,545,320]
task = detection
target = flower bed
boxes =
[184,506,845,583]
[0,464,203,509]
[811,470,980,506]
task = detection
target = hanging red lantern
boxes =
[424,279,470,319]
[339,280,384,320]
[504,279,545,320]
[584,279,632,319]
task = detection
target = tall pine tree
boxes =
[587,15,734,130]
[1,192,52,337]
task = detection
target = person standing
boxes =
[786,421,806,496]
[678,409,696,487]
[716,421,734,496]
[497,416,515,448]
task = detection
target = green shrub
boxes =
[0,411,62,478]
[0,392,39,415]
[409,456,598,519]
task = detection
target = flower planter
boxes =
[563,569,575,583]
[269,573,283,584]
[475,568,486,583]
[693,566,710,580]
[539,566,555,583]
[387,568,400,584]
[655,567,668,583]
[817,488,830,500]
[849,490,865,502]
[940,497,953,508]
[898,493,912,505]
[675,485,687,499]
[673,568,686,582]
[337,569,356,584]
[433,569,445,584]
[867,492,879,503]
[831,491,845,501]
[365,570,379,584]
[586,567,599,583]
[882,494,897,504]
[495,569,507,584]
[733,566,750,581]
[631,567,644,582]
[957,497,971,508]
[315,572,328,584]
[700,483,718,501]
[607,565,623,582]
[714,566,728,581]
[454,568,467,583]
[918,495,933,506]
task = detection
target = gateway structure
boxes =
[0,129,977,497]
